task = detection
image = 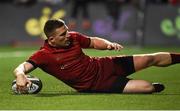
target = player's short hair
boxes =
[44,19,65,38]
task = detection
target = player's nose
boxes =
[66,32,70,38]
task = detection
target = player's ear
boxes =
[48,36,54,43]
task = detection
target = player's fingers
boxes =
[113,43,123,51]
[118,44,123,49]
[113,43,117,50]
[16,81,29,94]
[107,43,123,51]
[26,80,32,88]
[107,44,112,50]
[108,43,118,50]
[116,44,123,51]
[115,43,119,50]
[16,85,27,94]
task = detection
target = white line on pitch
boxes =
[0,51,35,58]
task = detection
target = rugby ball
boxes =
[12,75,42,94]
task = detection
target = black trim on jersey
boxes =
[112,56,135,75]
[26,60,38,68]
[87,37,91,47]
[109,77,131,93]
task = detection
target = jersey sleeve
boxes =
[75,32,91,48]
[26,51,45,68]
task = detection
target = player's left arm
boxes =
[89,37,123,51]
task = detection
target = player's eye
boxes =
[59,31,67,36]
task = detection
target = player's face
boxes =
[49,25,71,48]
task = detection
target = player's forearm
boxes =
[13,62,35,77]
[13,63,26,77]
[90,37,112,50]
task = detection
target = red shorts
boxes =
[81,56,135,93]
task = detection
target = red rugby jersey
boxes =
[28,32,99,91]
[28,31,121,91]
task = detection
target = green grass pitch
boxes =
[0,46,180,110]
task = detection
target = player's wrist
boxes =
[15,72,25,78]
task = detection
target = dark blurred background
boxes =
[0,0,180,46]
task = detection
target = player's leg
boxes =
[120,52,179,93]
[111,55,167,94]
[133,52,180,71]
[110,76,165,94]
[122,79,165,94]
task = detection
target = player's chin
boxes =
[63,41,71,48]
[65,40,71,46]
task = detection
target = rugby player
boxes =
[13,19,180,94]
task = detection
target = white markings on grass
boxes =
[0,51,34,58]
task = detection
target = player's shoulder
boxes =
[31,47,49,57]
[68,31,80,41]
[69,31,85,37]
[69,31,88,41]
[69,31,79,37]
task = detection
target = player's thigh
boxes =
[123,79,154,94]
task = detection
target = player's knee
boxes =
[123,80,155,94]
[142,83,154,93]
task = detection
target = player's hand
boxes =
[16,74,31,94]
[107,42,123,51]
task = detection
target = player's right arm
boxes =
[13,62,36,93]
[89,37,123,51]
